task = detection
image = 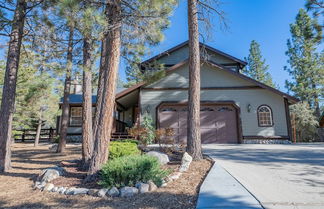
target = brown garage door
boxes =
[158,104,238,144]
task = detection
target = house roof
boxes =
[59,88,126,104]
[141,41,247,66]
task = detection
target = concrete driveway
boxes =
[203,143,324,209]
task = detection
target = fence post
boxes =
[22,130,25,142]
[49,127,53,141]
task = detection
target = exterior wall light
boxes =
[145,105,151,113]
[247,104,252,113]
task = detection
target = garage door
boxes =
[158,104,238,144]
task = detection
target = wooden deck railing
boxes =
[114,120,128,133]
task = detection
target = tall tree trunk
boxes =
[87,0,121,177]
[34,119,42,147]
[0,0,26,173]
[82,37,93,167]
[92,40,107,138]
[57,27,74,153]
[187,0,203,160]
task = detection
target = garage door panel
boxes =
[179,111,187,128]
[160,113,178,128]
[158,104,238,144]
[201,128,217,144]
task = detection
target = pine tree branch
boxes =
[0,3,15,12]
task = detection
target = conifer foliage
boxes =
[243,40,276,88]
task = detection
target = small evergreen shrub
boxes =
[100,155,169,188]
[120,139,139,145]
[109,141,140,159]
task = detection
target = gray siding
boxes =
[156,45,237,66]
[147,63,251,88]
[141,64,288,137]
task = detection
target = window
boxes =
[70,107,82,126]
[218,107,233,112]
[257,105,273,127]
[161,107,177,112]
[201,107,214,111]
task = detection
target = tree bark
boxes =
[87,0,121,177]
[82,37,93,167]
[34,119,42,147]
[187,0,203,160]
[0,0,26,173]
[92,40,107,139]
[57,27,74,153]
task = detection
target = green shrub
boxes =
[109,141,140,159]
[100,155,169,188]
[120,139,139,145]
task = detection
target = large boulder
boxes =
[146,151,169,165]
[179,152,192,172]
[120,187,138,197]
[38,166,64,183]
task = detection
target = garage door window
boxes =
[161,107,177,112]
[257,105,273,127]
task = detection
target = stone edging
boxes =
[34,152,193,198]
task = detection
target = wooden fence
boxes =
[14,128,57,142]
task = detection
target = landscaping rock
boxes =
[179,152,192,172]
[34,181,46,190]
[87,189,99,196]
[51,187,59,192]
[120,187,138,197]
[65,187,77,195]
[148,180,157,191]
[146,151,169,165]
[49,144,58,152]
[43,183,54,192]
[107,187,120,197]
[38,166,64,183]
[97,188,109,197]
[169,172,182,180]
[161,183,168,187]
[57,187,67,194]
[71,188,89,195]
[137,183,149,193]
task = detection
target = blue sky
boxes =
[120,0,308,91]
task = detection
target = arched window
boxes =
[257,105,273,127]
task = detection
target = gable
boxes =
[146,62,255,88]
[142,41,245,70]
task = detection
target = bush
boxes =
[109,141,140,159]
[100,155,169,188]
[119,139,139,145]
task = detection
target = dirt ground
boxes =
[0,142,212,209]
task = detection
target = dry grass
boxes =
[0,142,212,209]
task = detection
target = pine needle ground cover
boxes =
[0,143,212,209]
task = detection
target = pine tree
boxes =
[243,40,276,87]
[187,0,202,160]
[285,9,323,117]
[87,0,177,178]
[0,0,27,172]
